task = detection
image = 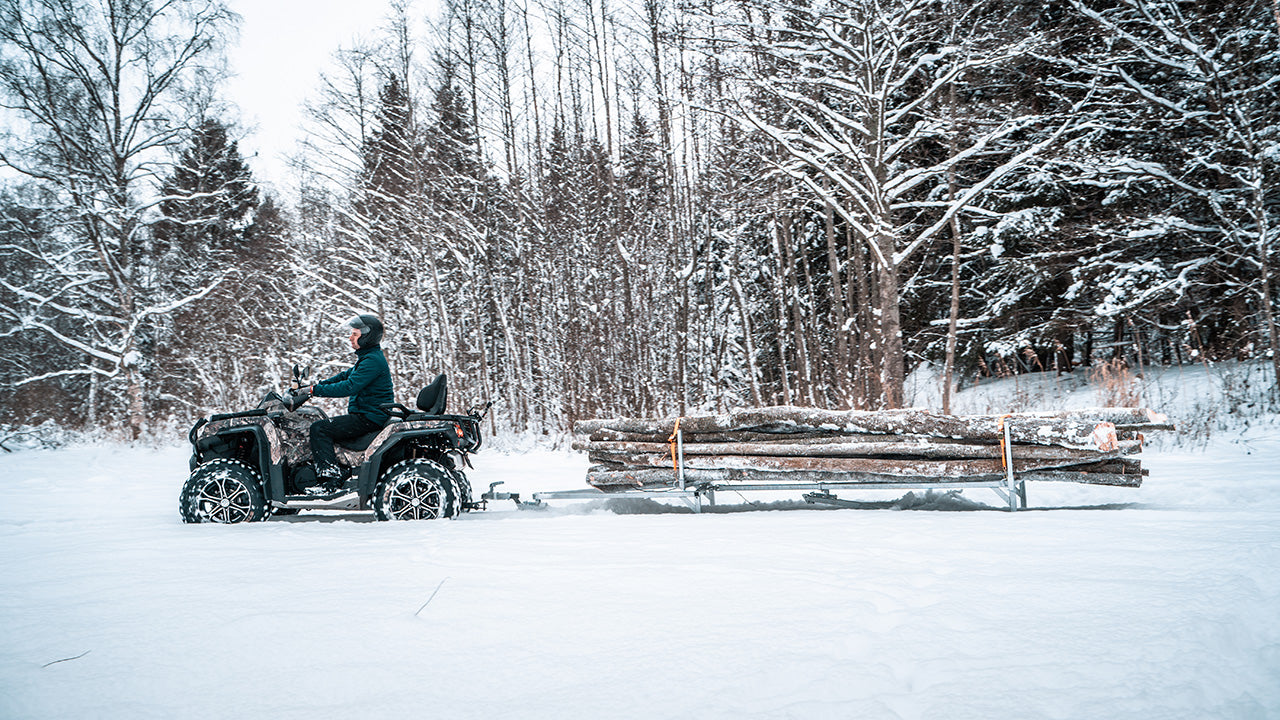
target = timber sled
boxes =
[551,406,1172,512]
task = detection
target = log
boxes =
[586,467,734,488]
[574,406,1172,448]
[575,438,1144,460]
[585,467,1005,490]
[587,427,1150,445]
[586,428,852,443]
[588,451,1138,478]
[1018,470,1143,487]
[585,467,1145,490]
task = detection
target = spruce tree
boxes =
[149,119,293,415]
[154,119,259,270]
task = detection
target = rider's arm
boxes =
[309,367,351,396]
[312,358,377,398]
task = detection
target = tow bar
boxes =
[480,481,545,509]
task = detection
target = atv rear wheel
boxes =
[373,459,457,521]
[180,459,267,524]
[451,469,472,512]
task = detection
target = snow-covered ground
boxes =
[2,367,1279,719]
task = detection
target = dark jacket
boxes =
[313,345,394,425]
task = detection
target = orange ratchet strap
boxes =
[667,417,683,474]
[998,414,1013,470]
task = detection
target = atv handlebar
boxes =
[281,386,312,412]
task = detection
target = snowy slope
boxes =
[2,371,1279,719]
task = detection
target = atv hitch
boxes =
[482,481,520,506]
[480,481,544,509]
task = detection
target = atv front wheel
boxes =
[373,459,458,521]
[180,459,267,524]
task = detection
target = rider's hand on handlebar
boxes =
[282,385,313,411]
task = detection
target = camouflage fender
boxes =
[198,416,286,466]
[354,420,464,496]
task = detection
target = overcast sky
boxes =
[222,0,405,189]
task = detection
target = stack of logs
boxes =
[573,407,1173,492]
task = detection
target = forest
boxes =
[1,0,1277,438]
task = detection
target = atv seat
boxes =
[337,429,383,452]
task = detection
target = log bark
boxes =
[585,467,1145,490]
[574,406,1172,448]
[1018,471,1142,487]
[588,451,1136,478]
[587,428,851,443]
[587,428,1151,445]
[575,439,1143,460]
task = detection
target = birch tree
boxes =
[0,0,235,435]
[719,0,1074,408]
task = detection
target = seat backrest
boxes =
[416,373,447,415]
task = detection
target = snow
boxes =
[3,370,1280,718]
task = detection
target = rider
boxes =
[297,314,394,490]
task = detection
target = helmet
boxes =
[346,314,384,349]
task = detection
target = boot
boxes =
[314,463,347,493]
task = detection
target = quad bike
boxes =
[180,367,492,523]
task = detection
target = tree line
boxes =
[1,0,1277,437]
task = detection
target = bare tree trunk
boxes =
[678,269,690,415]
[585,0,613,156]
[457,0,486,162]
[772,212,793,405]
[849,225,875,408]
[943,216,962,415]
[519,0,543,181]
[728,266,763,406]
[87,362,99,427]
[825,196,849,406]
[427,253,456,374]
[488,0,519,177]
[413,254,434,380]
[876,241,904,409]
[795,217,819,405]
[942,83,963,415]
[126,368,144,440]
[779,213,813,405]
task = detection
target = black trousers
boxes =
[309,413,381,478]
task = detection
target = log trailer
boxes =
[485,407,1172,513]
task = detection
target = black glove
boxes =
[283,385,312,411]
